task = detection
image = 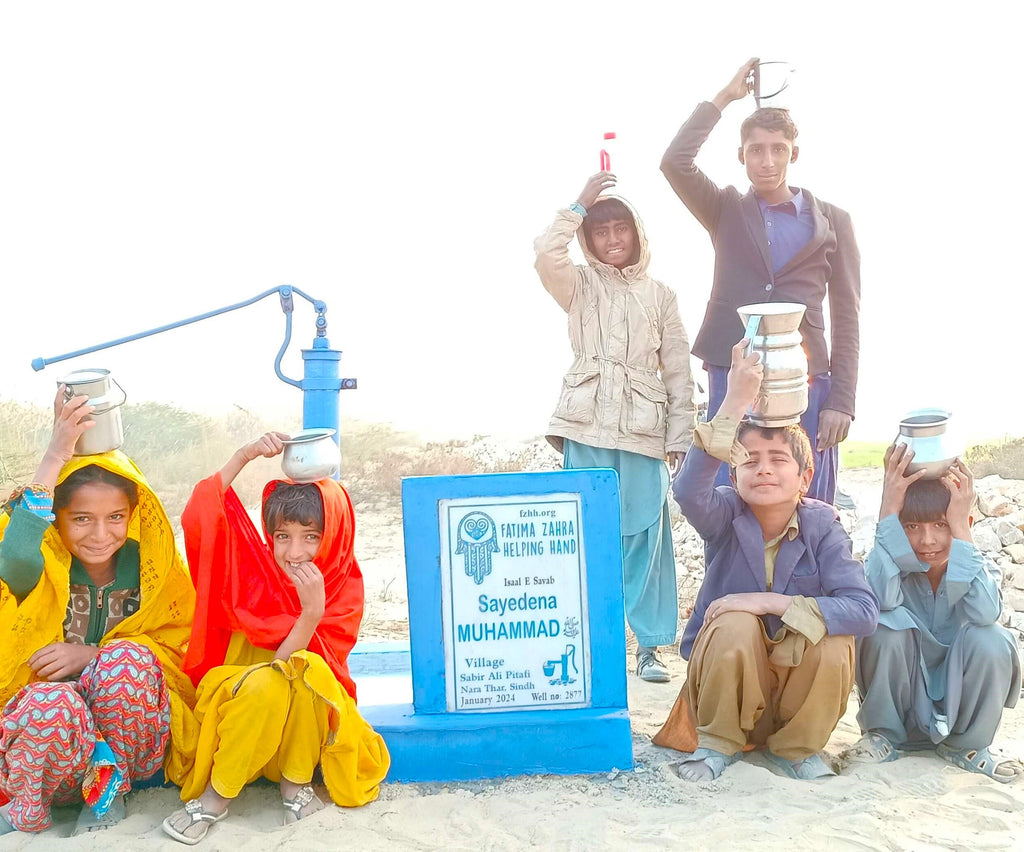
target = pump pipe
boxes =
[30,285,356,441]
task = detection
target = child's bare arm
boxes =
[219,431,290,491]
[275,561,326,660]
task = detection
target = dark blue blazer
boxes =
[675,446,878,659]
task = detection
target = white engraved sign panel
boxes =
[439,494,591,712]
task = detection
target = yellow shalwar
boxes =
[181,634,388,807]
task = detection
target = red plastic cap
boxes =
[603,132,616,140]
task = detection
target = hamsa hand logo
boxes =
[455,511,499,585]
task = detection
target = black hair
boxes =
[581,198,639,265]
[54,465,138,512]
[740,107,799,144]
[899,479,951,525]
[735,421,814,475]
[263,482,325,533]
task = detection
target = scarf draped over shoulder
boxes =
[0,451,198,785]
[181,473,363,699]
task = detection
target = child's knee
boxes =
[5,682,89,728]
[859,625,914,662]
[233,665,290,703]
[709,610,762,639]
[89,641,163,691]
[804,634,854,675]
[961,624,1015,668]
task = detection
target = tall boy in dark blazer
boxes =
[661,57,860,504]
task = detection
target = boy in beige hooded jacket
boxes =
[534,171,696,682]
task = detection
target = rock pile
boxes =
[971,476,1024,643]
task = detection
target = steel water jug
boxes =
[895,409,961,479]
[737,302,809,427]
[57,368,127,455]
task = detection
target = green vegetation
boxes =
[839,441,888,469]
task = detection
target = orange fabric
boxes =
[181,473,363,699]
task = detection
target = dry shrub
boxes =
[965,436,1024,480]
[0,399,547,522]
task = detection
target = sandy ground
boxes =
[4,468,1024,851]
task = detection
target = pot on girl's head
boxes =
[57,368,127,455]
[281,428,339,483]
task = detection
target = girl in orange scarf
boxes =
[0,390,196,836]
[163,432,388,846]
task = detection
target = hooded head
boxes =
[578,197,650,278]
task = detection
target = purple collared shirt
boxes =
[757,188,814,274]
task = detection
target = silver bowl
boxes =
[281,428,339,483]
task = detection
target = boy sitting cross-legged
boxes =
[653,339,879,780]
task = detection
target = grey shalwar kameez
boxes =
[856,516,1020,749]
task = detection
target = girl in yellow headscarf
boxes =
[0,388,196,836]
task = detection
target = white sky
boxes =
[2,1,1021,445]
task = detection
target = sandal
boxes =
[764,750,836,780]
[161,799,229,845]
[936,743,1024,784]
[844,732,903,765]
[72,794,126,836]
[282,784,325,824]
[669,747,741,781]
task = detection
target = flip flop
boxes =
[844,732,903,765]
[936,743,1024,784]
[161,799,229,845]
[764,750,836,780]
[71,794,126,836]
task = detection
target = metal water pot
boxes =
[57,368,127,455]
[737,302,809,427]
[895,409,961,479]
[281,428,339,483]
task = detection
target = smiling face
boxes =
[272,520,324,571]
[732,429,813,509]
[55,482,131,578]
[901,519,953,571]
[739,127,798,203]
[588,217,637,269]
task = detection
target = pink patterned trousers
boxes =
[0,640,170,832]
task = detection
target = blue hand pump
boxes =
[30,285,356,443]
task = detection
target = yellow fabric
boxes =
[181,638,389,807]
[0,450,198,785]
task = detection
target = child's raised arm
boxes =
[219,431,290,491]
[878,443,927,520]
[533,172,615,312]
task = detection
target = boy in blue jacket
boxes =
[653,340,878,780]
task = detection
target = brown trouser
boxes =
[654,611,854,761]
